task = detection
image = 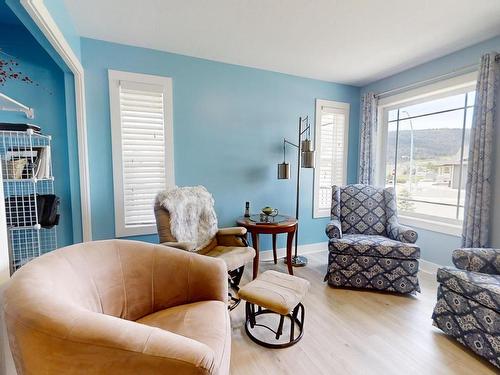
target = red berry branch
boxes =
[0,49,40,88]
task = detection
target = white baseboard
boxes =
[419,259,441,275]
[259,242,327,262]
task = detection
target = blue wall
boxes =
[5,0,69,72]
[5,0,83,243]
[43,0,81,60]
[81,38,360,249]
[0,21,74,247]
[362,35,500,266]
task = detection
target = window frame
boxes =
[376,72,477,236]
[313,99,350,218]
[108,70,175,237]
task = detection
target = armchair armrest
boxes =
[216,227,248,247]
[452,248,500,275]
[160,241,196,252]
[387,222,418,243]
[325,219,342,239]
[74,311,218,374]
[153,245,228,305]
[4,307,219,374]
[217,227,247,236]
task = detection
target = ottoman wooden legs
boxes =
[244,301,305,348]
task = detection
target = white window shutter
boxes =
[119,84,167,227]
[318,112,346,210]
[313,100,349,218]
[109,70,174,237]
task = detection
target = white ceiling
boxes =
[64,0,500,86]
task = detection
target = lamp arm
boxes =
[283,139,299,149]
[299,124,311,136]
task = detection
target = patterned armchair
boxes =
[432,248,500,368]
[324,184,420,294]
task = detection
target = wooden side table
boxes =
[236,216,298,279]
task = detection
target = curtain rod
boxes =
[375,53,500,99]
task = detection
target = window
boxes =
[313,99,349,218]
[377,73,476,234]
[108,70,174,237]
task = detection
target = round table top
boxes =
[237,215,297,230]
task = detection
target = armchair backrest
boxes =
[155,186,219,249]
[331,184,399,236]
[4,240,224,323]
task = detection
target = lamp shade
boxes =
[277,162,290,179]
[301,139,313,152]
[301,150,315,168]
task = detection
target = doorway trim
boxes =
[21,0,92,241]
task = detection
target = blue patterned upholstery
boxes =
[329,184,418,242]
[325,219,341,239]
[433,247,500,369]
[436,267,500,313]
[329,234,420,260]
[453,248,500,275]
[325,184,420,294]
[337,184,388,235]
[432,286,500,368]
[327,253,420,294]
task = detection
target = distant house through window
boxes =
[377,73,476,234]
[313,99,349,218]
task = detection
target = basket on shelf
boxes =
[2,158,28,180]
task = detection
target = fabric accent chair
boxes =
[324,184,421,294]
[432,248,500,368]
[154,192,255,307]
[3,240,231,375]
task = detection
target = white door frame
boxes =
[20,0,92,241]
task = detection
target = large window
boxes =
[378,74,476,233]
[313,99,349,217]
[108,70,174,237]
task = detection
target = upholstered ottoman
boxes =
[238,270,310,348]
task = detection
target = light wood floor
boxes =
[229,251,498,375]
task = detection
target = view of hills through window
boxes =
[385,90,475,223]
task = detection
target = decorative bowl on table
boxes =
[261,206,279,217]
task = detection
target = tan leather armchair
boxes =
[3,240,231,375]
[154,201,255,300]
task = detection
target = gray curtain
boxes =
[358,92,378,184]
[462,52,499,248]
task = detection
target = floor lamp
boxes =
[277,116,315,267]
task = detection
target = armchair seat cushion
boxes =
[437,267,500,312]
[137,300,230,373]
[329,234,420,260]
[204,246,256,272]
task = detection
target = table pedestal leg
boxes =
[286,230,294,275]
[251,232,259,279]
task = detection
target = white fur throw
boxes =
[156,186,218,250]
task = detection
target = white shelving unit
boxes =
[0,93,56,274]
[0,92,34,119]
[1,130,57,274]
